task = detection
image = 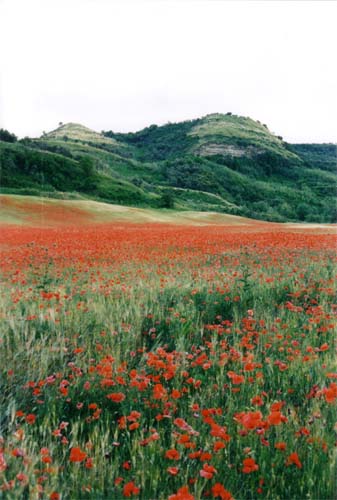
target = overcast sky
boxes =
[1,0,336,142]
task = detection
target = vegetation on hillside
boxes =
[289,144,336,172]
[0,128,17,143]
[0,115,336,222]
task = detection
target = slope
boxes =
[1,116,336,222]
[0,194,257,227]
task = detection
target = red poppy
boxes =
[212,483,233,500]
[165,449,180,460]
[106,392,125,403]
[286,452,302,469]
[25,414,36,425]
[242,458,259,473]
[123,481,140,497]
[69,447,87,463]
[200,463,217,479]
[167,466,179,475]
[168,485,195,500]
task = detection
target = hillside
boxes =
[0,194,260,227]
[0,114,336,222]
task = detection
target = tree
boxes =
[0,128,17,143]
[79,156,97,191]
[297,202,310,221]
[159,191,174,209]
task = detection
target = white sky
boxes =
[1,0,336,142]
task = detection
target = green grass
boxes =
[44,123,121,147]
[188,113,297,159]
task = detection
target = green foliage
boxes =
[0,143,156,207]
[158,190,174,209]
[0,143,87,192]
[103,119,200,161]
[2,115,336,222]
[289,143,337,172]
[0,128,17,143]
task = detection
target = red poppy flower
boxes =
[168,485,194,500]
[286,452,302,469]
[25,414,36,425]
[242,457,259,473]
[106,392,125,403]
[69,447,87,463]
[165,449,180,460]
[212,483,233,500]
[200,463,217,479]
[167,466,179,475]
[123,481,140,497]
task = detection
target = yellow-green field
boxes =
[0,195,262,227]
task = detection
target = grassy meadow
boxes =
[0,197,336,499]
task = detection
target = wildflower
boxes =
[227,371,245,384]
[200,452,212,462]
[16,472,28,483]
[267,411,287,426]
[167,466,179,475]
[25,413,36,424]
[85,457,94,469]
[212,483,234,499]
[69,447,87,463]
[0,453,7,472]
[11,448,24,457]
[251,395,263,406]
[234,411,264,430]
[168,485,195,500]
[286,452,302,468]
[323,383,337,403]
[165,449,180,460]
[242,458,259,473]
[106,392,125,403]
[200,463,217,479]
[123,481,140,497]
[213,441,226,452]
[153,383,167,400]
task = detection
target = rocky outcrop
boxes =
[196,143,263,157]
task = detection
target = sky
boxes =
[1,0,336,143]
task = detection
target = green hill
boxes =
[0,114,336,222]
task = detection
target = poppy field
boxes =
[0,219,336,499]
